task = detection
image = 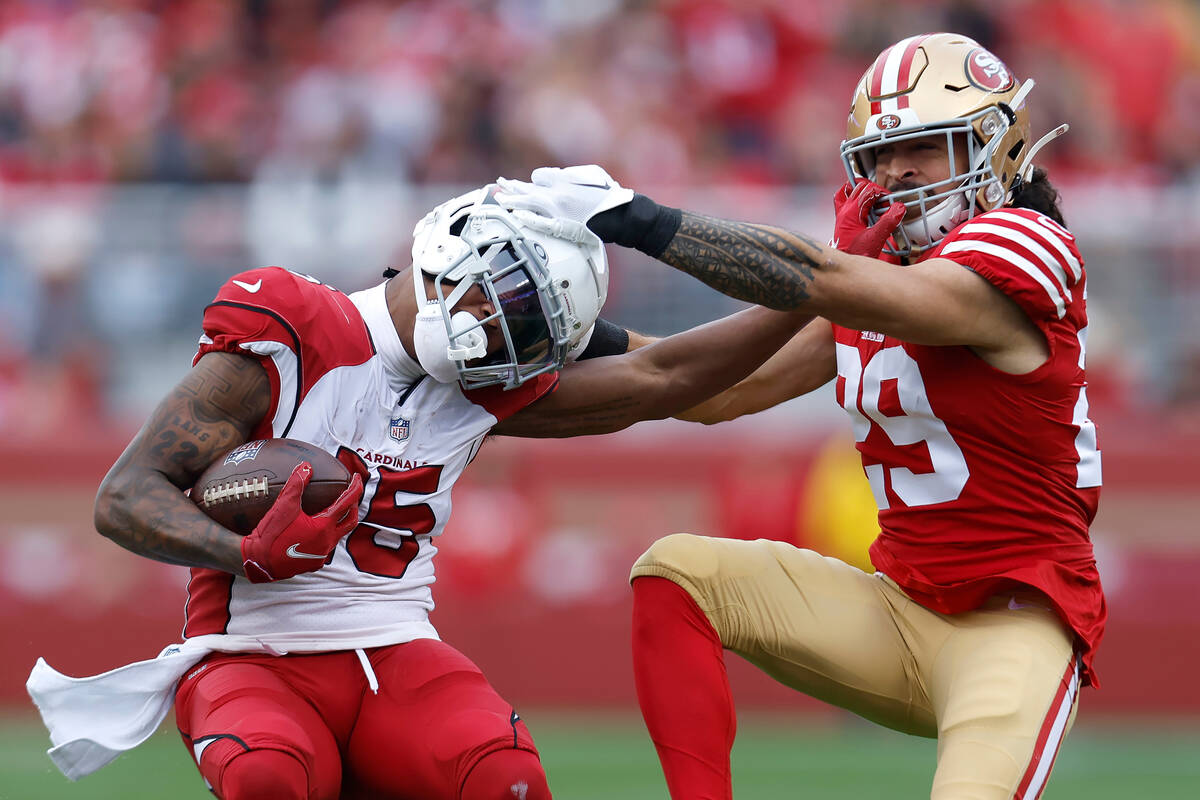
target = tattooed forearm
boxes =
[660,212,829,309]
[94,352,269,573]
[96,473,243,570]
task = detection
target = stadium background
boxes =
[1,0,1198,796]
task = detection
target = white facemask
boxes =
[412,303,487,384]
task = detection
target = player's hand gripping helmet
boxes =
[410,186,608,390]
[840,32,1067,259]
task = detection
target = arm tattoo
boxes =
[95,353,270,571]
[660,211,828,309]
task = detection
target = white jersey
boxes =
[184,268,557,651]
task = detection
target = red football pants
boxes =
[174,639,548,800]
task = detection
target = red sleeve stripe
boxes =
[941,239,1068,318]
[952,222,1075,297]
[978,211,1082,282]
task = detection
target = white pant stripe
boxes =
[1019,657,1080,800]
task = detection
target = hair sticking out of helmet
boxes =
[839,32,1066,260]
[409,186,609,390]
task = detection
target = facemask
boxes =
[412,303,487,384]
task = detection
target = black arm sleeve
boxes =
[587,194,681,258]
[577,318,631,360]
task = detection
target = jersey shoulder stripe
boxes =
[949,222,1074,300]
[937,209,1083,322]
[941,239,1067,318]
[978,209,1082,282]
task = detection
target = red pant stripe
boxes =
[1013,654,1080,800]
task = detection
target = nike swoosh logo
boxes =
[286,543,327,560]
[232,279,262,293]
[575,182,612,190]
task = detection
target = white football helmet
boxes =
[410,186,608,390]
[840,32,1066,259]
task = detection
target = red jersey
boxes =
[831,208,1105,685]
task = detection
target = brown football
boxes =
[191,438,352,536]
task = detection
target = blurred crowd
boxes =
[0,0,1199,437]
[1,0,1198,187]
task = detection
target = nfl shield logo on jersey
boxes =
[390,417,411,442]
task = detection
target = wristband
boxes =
[588,194,682,258]
[577,317,631,360]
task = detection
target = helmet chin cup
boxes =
[896,188,971,252]
[445,311,487,362]
[412,305,484,384]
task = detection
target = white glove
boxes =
[494,165,634,226]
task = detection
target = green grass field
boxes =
[3,713,1198,798]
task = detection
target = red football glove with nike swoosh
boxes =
[241,463,364,583]
[832,179,907,258]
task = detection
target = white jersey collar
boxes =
[350,281,425,392]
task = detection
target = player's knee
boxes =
[460,748,550,800]
[219,748,309,800]
[631,533,721,586]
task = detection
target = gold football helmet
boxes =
[840,32,1065,258]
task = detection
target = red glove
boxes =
[241,463,364,583]
[832,179,907,258]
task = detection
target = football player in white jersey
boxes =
[498,32,1103,800]
[56,187,811,800]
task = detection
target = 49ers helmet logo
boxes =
[876,114,901,130]
[965,47,1014,91]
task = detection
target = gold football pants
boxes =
[631,534,1080,800]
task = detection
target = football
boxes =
[191,438,353,535]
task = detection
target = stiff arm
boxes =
[491,306,813,438]
[661,211,1044,362]
[93,352,270,572]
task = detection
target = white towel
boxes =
[25,637,276,781]
[26,628,432,780]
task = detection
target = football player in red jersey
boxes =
[29,188,812,799]
[498,32,1103,800]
